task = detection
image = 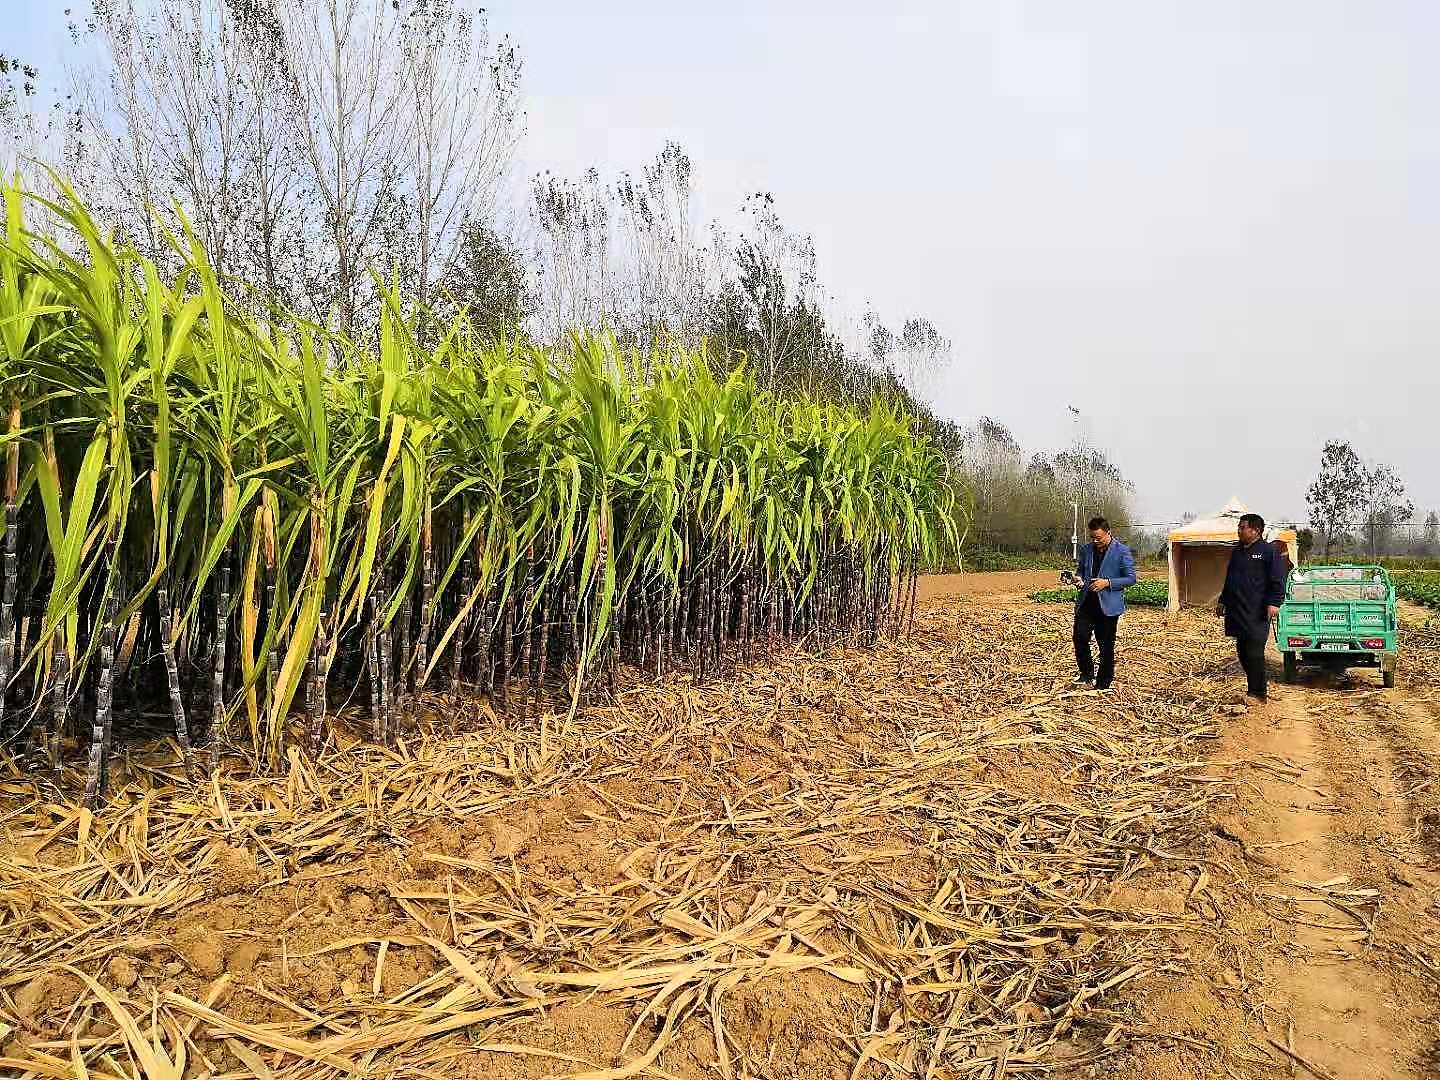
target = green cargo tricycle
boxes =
[1275,564,1398,687]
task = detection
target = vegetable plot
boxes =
[1030,580,1169,607]
[1396,572,1440,612]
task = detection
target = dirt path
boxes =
[1193,605,1440,1078]
[917,567,1166,601]
[917,569,1063,600]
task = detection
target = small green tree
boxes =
[437,222,532,344]
[1360,462,1413,559]
[1306,440,1365,555]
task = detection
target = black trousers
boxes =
[1074,602,1119,688]
[1235,636,1267,699]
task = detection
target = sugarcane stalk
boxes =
[211,556,231,737]
[307,612,328,755]
[518,551,533,710]
[534,583,552,705]
[564,569,578,673]
[479,593,496,699]
[84,590,120,807]
[414,499,435,700]
[607,556,625,697]
[368,593,383,742]
[0,509,16,747]
[259,498,281,758]
[637,577,652,670]
[906,544,921,640]
[737,565,750,666]
[451,559,472,709]
[48,645,70,773]
[677,541,691,657]
[698,562,711,679]
[18,605,32,685]
[655,579,669,680]
[768,577,778,655]
[82,623,114,807]
[379,605,395,747]
[498,592,514,709]
[301,655,314,754]
[157,579,196,781]
[265,576,281,735]
[710,560,723,669]
[397,592,412,724]
[0,397,19,740]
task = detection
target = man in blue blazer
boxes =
[1072,516,1138,690]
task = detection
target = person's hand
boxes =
[1268,605,1280,622]
[1091,578,1110,592]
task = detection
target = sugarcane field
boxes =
[3,4,1440,1079]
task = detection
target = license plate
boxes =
[1320,642,1348,652]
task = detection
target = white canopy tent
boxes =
[1166,498,1297,613]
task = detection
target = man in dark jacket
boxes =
[1072,516,1137,690]
[1217,513,1287,703]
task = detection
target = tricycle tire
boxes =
[1282,651,1297,684]
[1383,668,1395,689]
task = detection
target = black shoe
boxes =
[1073,675,1094,687]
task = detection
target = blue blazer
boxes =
[1076,539,1138,617]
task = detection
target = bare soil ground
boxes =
[917,570,1067,600]
[917,568,1167,602]
[0,576,1436,1079]
[1090,602,1440,1080]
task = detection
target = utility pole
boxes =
[1068,405,1085,559]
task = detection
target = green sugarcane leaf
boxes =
[179,478,263,627]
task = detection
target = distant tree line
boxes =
[1,0,1140,559]
[957,418,1135,561]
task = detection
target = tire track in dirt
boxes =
[1202,618,1440,1078]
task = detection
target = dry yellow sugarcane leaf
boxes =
[63,968,178,1080]
[68,1026,89,1080]
[226,1041,273,1078]
[160,993,358,1071]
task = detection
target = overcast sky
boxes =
[13,1,1438,525]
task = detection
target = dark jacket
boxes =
[1221,539,1287,640]
[1075,539,1138,617]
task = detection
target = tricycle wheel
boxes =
[1383,668,1395,689]
[1282,651,1297,684]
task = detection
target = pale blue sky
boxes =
[11,1,1440,524]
